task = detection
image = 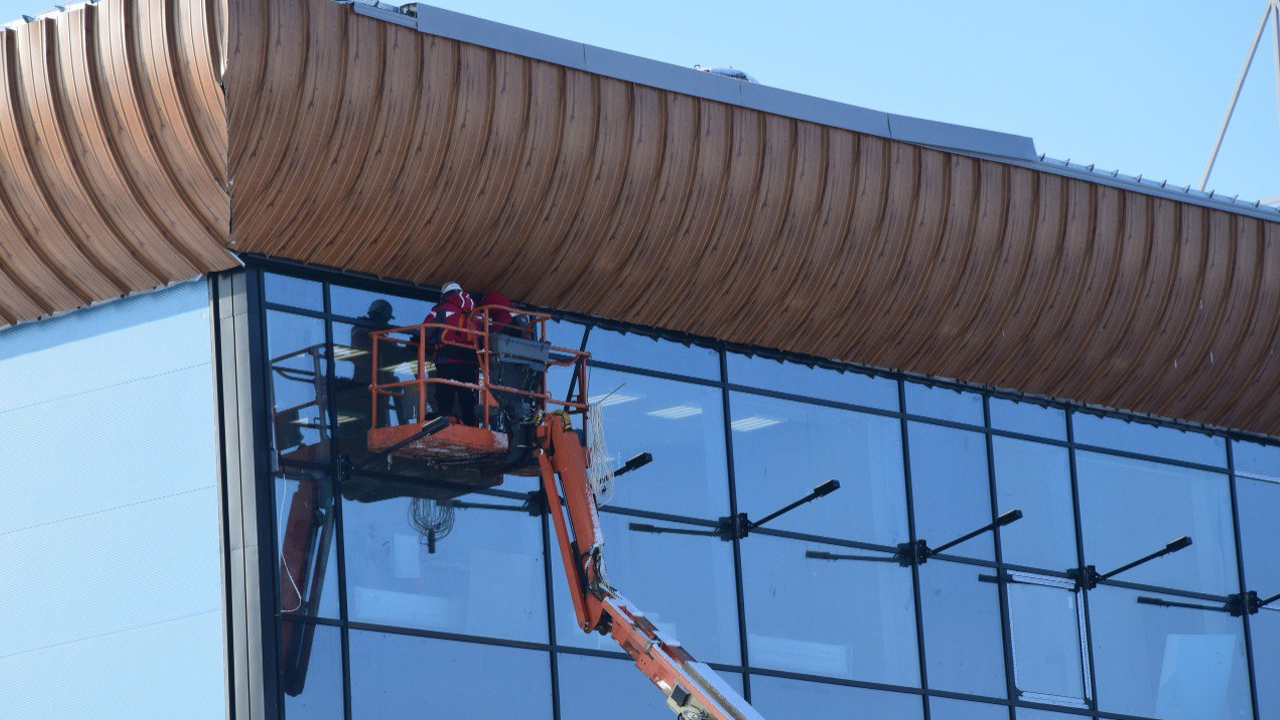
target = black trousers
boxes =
[435,362,479,426]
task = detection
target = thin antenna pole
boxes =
[1272,1,1280,145]
[1200,1,1274,191]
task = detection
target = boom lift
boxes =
[273,305,766,720]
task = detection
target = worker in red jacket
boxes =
[424,282,480,426]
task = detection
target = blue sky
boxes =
[3,0,1277,202]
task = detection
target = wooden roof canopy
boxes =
[3,0,1279,437]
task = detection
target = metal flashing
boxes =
[404,2,1025,158]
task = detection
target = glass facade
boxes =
[257,266,1279,720]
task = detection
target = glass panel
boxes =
[1072,412,1226,467]
[554,512,740,664]
[348,630,551,720]
[267,311,331,463]
[732,392,908,545]
[725,352,898,411]
[1077,452,1237,595]
[1007,575,1086,704]
[993,437,1077,571]
[275,469,339,619]
[281,623,343,720]
[904,382,984,425]
[343,496,548,643]
[919,559,1007,698]
[587,368,730,519]
[989,398,1066,441]
[557,654,742,720]
[1254,608,1280,720]
[1015,710,1079,720]
[748,674,924,719]
[1089,585,1252,720]
[742,534,919,686]
[330,284,434,326]
[908,423,994,561]
[928,697,1010,720]
[265,272,324,312]
[546,319,587,351]
[586,327,721,380]
[1233,438,1280,481]
[1237,475,1280,596]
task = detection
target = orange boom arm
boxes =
[537,413,764,720]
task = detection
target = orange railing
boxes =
[368,305,590,431]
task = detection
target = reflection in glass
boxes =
[587,368,730,518]
[331,320,422,453]
[342,497,547,643]
[908,423,994,561]
[904,383,984,425]
[1232,438,1280,481]
[586,327,720,380]
[989,398,1065,441]
[1077,452,1237,595]
[265,273,324,311]
[1237,475,1280,594]
[281,623,343,719]
[1253,608,1280,720]
[919,560,1007,698]
[725,352,898,411]
[1016,710,1079,720]
[1089,586,1251,720]
[553,512,740,664]
[1072,412,1226,467]
[992,438,1076,570]
[348,630,551,720]
[748,674,924,719]
[742,535,918,686]
[275,470,339,620]
[928,697,1010,720]
[557,654,742,720]
[329,284,433,326]
[267,311,331,462]
[732,392,907,544]
[1006,574,1087,705]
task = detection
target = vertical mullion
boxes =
[984,396,1018,709]
[543,508,563,720]
[1066,409,1099,711]
[321,281,355,720]
[899,380,932,720]
[720,346,753,700]
[1227,441,1262,720]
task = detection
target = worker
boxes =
[350,299,415,427]
[424,282,480,426]
[478,290,527,336]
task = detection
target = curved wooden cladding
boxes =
[228,0,1280,437]
[0,0,234,327]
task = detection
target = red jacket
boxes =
[426,291,479,364]
[479,291,514,332]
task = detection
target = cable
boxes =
[277,481,304,613]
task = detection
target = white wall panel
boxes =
[0,280,225,720]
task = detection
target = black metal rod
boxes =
[447,499,527,513]
[753,480,841,530]
[929,508,1023,556]
[1259,591,1280,609]
[1098,536,1193,581]
[613,452,653,478]
[629,522,719,537]
[349,416,450,471]
[805,550,898,563]
[1137,596,1226,613]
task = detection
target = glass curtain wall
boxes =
[256,265,1275,720]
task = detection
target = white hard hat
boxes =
[441,281,462,295]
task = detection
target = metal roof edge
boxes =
[348,0,1279,223]
[378,1,1038,161]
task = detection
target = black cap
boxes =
[368,299,393,320]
